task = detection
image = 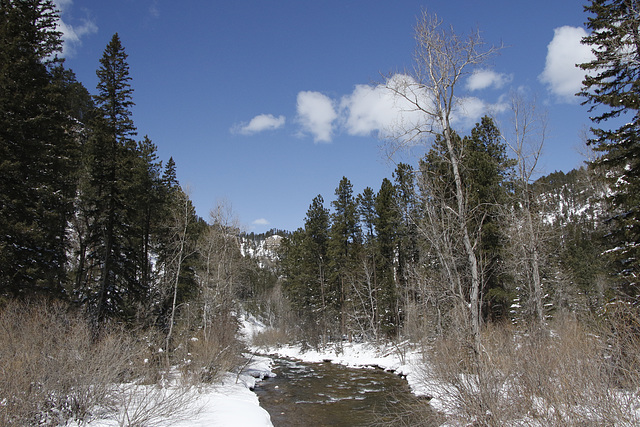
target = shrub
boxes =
[417,315,640,426]
[0,299,198,425]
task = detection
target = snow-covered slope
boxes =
[240,235,282,270]
[534,167,607,226]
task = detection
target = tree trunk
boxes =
[443,123,481,353]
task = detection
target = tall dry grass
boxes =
[416,313,640,426]
[0,299,201,425]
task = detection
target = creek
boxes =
[254,357,437,426]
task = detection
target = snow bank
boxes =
[80,355,274,427]
[173,370,273,427]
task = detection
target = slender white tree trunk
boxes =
[165,192,190,366]
[443,123,481,352]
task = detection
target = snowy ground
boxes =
[78,356,275,427]
[171,362,275,427]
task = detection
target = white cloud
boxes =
[53,0,73,12]
[466,69,513,91]
[296,91,337,143]
[341,74,433,140]
[539,26,595,103]
[340,83,398,137]
[453,96,509,128]
[252,218,270,226]
[289,74,509,144]
[233,114,285,135]
[53,0,98,57]
[339,74,506,140]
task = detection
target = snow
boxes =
[76,314,278,427]
[171,372,273,427]
[78,358,275,427]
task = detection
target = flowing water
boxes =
[254,357,438,426]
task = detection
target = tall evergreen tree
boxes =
[279,228,306,310]
[358,187,377,242]
[282,196,331,313]
[0,0,78,296]
[303,195,331,341]
[464,117,514,320]
[133,136,163,292]
[278,196,332,344]
[355,187,380,338]
[393,163,420,306]
[329,177,360,261]
[84,33,142,322]
[579,0,640,297]
[304,195,331,307]
[328,177,361,335]
[375,178,400,336]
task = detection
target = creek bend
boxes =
[254,357,437,426]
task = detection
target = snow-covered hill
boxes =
[534,167,607,227]
[240,234,283,270]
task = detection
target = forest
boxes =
[1,0,640,425]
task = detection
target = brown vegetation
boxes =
[414,313,640,426]
[0,299,243,425]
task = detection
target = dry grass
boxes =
[172,308,245,384]
[0,299,200,425]
[416,313,640,426]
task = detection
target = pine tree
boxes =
[84,33,142,322]
[304,195,330,307]
[393,163,420,309]
[133,136,163,292]
[375,178,400,336]
[0,0,79,296]
[579,0,640,297]
[356,187,380,338]
[162,157,179,190]
[279,228,307,311]
[358,187,377,242]
[328,177,361,337]
[94,33,136,144]
[464,117,514,320]
[282,196,331,313]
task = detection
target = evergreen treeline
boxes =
[0,1,269,338]
[277,117,613,344]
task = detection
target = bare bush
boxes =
[172,309,244,384]
[0,300,128,424]
[0,299,200,425]
[250,326,292,350]
[111,382,199,427]
[416,316,640,426]
[602,301,640,390]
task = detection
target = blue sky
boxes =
[56,0,594,233]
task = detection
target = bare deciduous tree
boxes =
[500,92,546,325]
[386,10,501,351]
[164,188,196,365]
